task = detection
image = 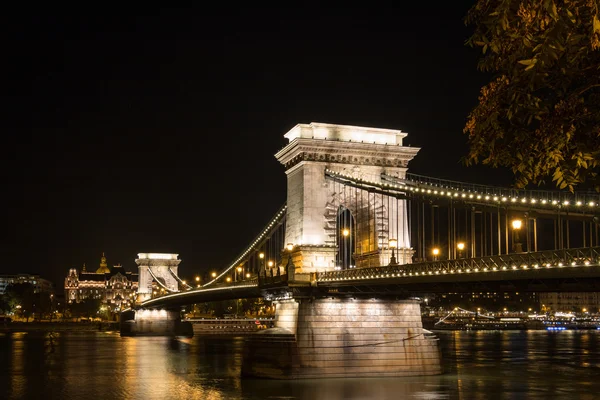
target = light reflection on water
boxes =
[0,330,599,399]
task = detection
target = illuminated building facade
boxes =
[64,253,139,311]
[538,292,600,313]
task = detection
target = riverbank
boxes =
[0,321,119,333]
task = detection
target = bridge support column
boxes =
[120,309,193,337]
[242,297,441,379]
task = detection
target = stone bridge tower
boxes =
[135,253,181,303]
[275,122,420,273]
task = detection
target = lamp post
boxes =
[389,238,398,266]
[512,219,523,253]
[457,242,465,259]
[268,260,274,276]
[259,252,265,277]
[236,266,242,282]
[285,243,296,279]
[211,271,217,279]
[432,248,440,261]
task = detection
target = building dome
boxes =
[96,252,111,274]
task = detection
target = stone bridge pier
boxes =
[242,296,441,379]
[120,309,193,337]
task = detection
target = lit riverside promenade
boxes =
[122,122,600,379]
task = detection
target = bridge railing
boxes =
[316,247,600,282]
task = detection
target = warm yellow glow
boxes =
[226,277,231,282]
[195,276,200,282]
[237,266,242,273]
[211,272,217,278]
[342,229,350,237]
[137,253,178,260]
[182,280,186,285]
[432,248,440,256]
[268,261,274,267]
[583,308,588,312]
[457,242,465,251]
[286,243,294,251]
[259,253,264,259]
[512,219,522,230]
[245,273,250,278]
[389,238,398,249]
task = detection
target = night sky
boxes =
[4,4,516,287]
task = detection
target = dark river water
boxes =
[1,330,599,399]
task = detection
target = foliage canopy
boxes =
[464,0,600,191]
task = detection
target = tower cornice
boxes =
[275,137,420,170]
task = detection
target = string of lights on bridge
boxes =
[202,205,287,288]
[317,257,596,283]
[325,169,600,211]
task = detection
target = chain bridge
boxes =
[122,122,600,379]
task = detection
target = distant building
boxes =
[0,274,54,294]
[538,292,600,313]
[64,253,139,311]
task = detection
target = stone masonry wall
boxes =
[269,298,441,378]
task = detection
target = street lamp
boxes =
[389,238,398,266]
[211,272,217,278]
[457,242,465,259]
[342,228,350,237]
[246,273,250,279]
[259,252,265,277]
[512,219,523,253]
[285,243,295,278]
[195,276,200,282]
[236,266,242,282]
[226,277,231,283]
[432,247,440,261]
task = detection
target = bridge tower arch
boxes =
[275,122,419,273]
[135,253,181,303]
